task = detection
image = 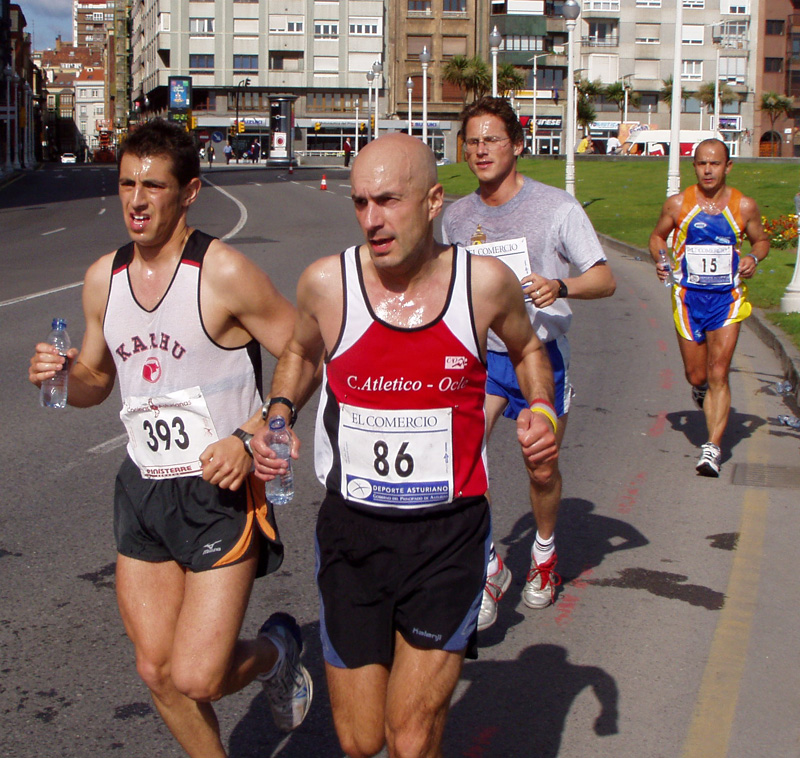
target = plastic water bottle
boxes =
[777,415,800,429]
[265,416,294,505]
[40,318,71,409]
[658,249,673,288]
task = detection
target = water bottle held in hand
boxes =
[265,416,294,505]
[40,318,71,409]
[658,249,673,288]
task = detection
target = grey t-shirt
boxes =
[442,175,606,347]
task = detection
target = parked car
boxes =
[60,153,77,164]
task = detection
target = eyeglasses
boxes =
[464,136,511,151]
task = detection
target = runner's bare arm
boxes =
[251,257,338,482]
[523,261,616,309]
[28,254,117,408]
[198,242,299,490]
[472,256,558,473]
[737,196,770,279]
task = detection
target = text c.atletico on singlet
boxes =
[104,230,263,479]
[314,245,488,515]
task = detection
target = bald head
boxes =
[352,133,439,197]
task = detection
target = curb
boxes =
[598,232,800,408]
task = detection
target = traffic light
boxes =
[190,115,197,129]
[529,120,535,134]
[238,120,245,133]
[229,125,236,139]
[359,121,366,132]
[314,122,321,132]
[370,114,375,131]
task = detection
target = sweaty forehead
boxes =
[352,151,415,196]
[465,114,508,137]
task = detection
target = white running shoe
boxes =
[696,442,721,477]
[477,558,512,632]
[522,553,560,609]
[258,613,313,732]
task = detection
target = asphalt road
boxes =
[1,163,799,758]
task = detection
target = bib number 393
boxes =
[338,404,454,509]
[120,386,219,479]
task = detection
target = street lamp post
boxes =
[4,65,12,172]
[781,193,800,312]
[562,0,581,197]
[621,74,634,125]
[490,26,502,98]
[667,0,684,196]
[354,98,360,155]
[420,46,431,146]
[407,77,413,135]
[528,53,549,155]
[366,70,375,141]
[372,60,383,138]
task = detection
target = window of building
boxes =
[721,98,741,114]
[682,0,703,7]
[80,105,87,115]
[269,16,304,33]
[270,51,303,70]
[681,59,702,80]
[234,54,258,71]
[722,0,748,13]
[635,24,659,44]
[682,25,704,45]
[189,54,215,69]
[636,0,661,6]
[719,56,746,83]
[632,93,659,110]
[407,35,433,58]
[635,59,659,79]
[314,21,339,39]
[765,57,783,73]
[105,13,113,20]
[158,12,170,31]
[587,22,619,46]
[766,20,785,35]
[189,17,214,35]
[314,56,339,72]
[94,104,104,115]
[503,35,545,52]
[92,12,103,20]
[442,36,468,57]
[584,0,619,9]
[86,34,94,41]
[349,17,381,35]
[233,0,258,4]
[443,0,467,11]
[408,0,432,11]
[234,18,258,35]
[682,96,700,113]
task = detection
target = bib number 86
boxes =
[373,440,414,478]
[143,417,190,452]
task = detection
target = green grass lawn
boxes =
[438,157,800,350]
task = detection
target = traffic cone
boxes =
[320,174,328,190]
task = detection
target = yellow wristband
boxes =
[530,401,558,433]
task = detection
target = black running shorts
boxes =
[315,492,490,669]
[114,456,283,577]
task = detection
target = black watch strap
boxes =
[263,396,298,427]
[556,279,568,299]
[232,427,254,457]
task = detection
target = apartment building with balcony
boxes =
[74,0,118,52]
[130,0,384,158]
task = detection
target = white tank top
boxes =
[103,231,262,478]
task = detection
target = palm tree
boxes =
[697,81,736,121]
[604,81,641,120]
[760,91,793,134]
[497,63,525,98]
[577,98,597,136]
[660,76,695,112]
[463,56,491,101]
[443,55,470,105]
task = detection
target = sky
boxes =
[18,0,74,51]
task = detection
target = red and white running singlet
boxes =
[314,246,488,515]
[104,230,262,479]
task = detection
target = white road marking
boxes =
[87,434,128,455]
[203,177,248,240]
[42,227,66,236]
[0,281,83,308]
[98,208,106,215]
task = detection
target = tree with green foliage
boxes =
[697,81,737,128]
[498,63,526,98]
[442,55,491,103]
[443,55,470,105]
[604,81,641,120]
[760,91,793,134]
[575,77,602,135]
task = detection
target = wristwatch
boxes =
[555,279,569,299]
[232,427,254,457]
[262,396,298,427]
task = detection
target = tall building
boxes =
[74,0,117,53]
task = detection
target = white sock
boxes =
[487,543,500,576]
[260,636,286,680]
[532,532,555,565]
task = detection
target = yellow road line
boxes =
[681,351,768,758]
